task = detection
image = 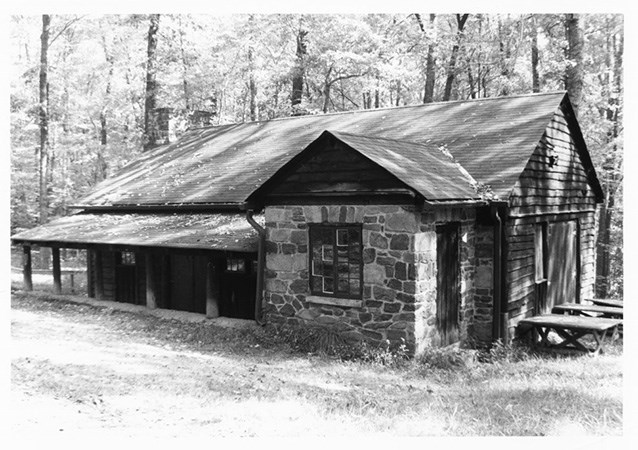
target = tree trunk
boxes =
[96,38,114,183]
[38,14,51,225]
[595,22,623,298]
[424,14,436,103]
[143,14,160,151]
[467,64,476,99]
[322,80,331,113]
[247,15,257,121]
[565,13,584,118]
[291,20,307,113]
[443,14,469,102]
[248,49,257,121]
[498,17,512,96]
[178,17,190,110]
[531,16,540,93]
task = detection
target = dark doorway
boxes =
[220,257,256,320]
[168,254,207,314]
[436,223,460,346]
[546,220,579,311]
[115,251,140,304]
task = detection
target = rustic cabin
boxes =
[12,91,603,355]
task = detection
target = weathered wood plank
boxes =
[517,170,589,183]
[507,256,534,271]
[509,196,596,208]
[509,205,596,217]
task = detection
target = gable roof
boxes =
[77,92,570,208]
[253,130,481,202]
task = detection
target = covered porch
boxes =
[12,211,264,320]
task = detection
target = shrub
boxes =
[261,325,410,365]
[477,339,531,364]
[416,346,476,371]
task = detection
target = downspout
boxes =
[490,204,503,342]
[499,205,509,344]
[246,210,265,325]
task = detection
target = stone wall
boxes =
[472,225,494,345]
[415,208,481,350]
[264,204,484,355]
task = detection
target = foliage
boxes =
[262,324,410,365]
[416,345,478,371]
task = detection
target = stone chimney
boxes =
[148,108,215,149]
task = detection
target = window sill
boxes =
[307,295,363,308]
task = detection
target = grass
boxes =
[10,289,623,437]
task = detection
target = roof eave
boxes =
[69,202,249,212]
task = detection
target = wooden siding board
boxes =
[266,131,480,201]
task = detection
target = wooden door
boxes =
[115,252,138,304]
[546,220,579,311]
[436,223,460,346]
[169,254,207,314]
[220,257,256,320]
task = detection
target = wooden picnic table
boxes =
[518,314,621,354]
[586,298,623,308]
[552,303,623,319]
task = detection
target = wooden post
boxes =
[87,249,95,298]
[52,247,61,294]
[145,253,157,309]
[206,258,220,319]
[160,254,170,309]
[94,249,104,300]
[22,245,33,291]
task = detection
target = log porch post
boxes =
[94,249,104,300]
[145,253,157,309]
[87,249,95,298]
[22,245,33,291]
[206,257,220,318]
[52,247,62,294]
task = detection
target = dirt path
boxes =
[10,292,440,438]
[10,291,623,438]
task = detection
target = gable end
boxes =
[249,131,418,206]
[508,98,603,217]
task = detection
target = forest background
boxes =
[7,12,624,298]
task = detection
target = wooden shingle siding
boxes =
[270,143,408,196]
[504,106,598,335]
[509,108,597,218]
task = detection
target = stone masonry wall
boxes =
[264,204,483,355]
[472,225,494,345]
[264,205,433,355]
[414,208,480,351]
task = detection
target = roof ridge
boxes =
[188,91,568,131]
[328,130,434,147]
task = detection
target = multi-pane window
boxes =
[309,225,362,299]
[120,251,136,265]
[226,258,246,273]
[534,222,547,282]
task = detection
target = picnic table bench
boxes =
[586,298,623,308]
[518,314,621,354]
[552,303,624,319]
